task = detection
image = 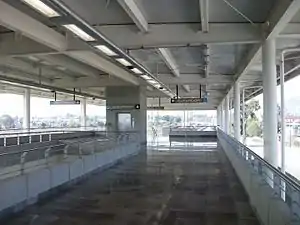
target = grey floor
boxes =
[3,142,260,225]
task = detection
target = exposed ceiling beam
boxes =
[234,0,300,86]
[157,48,190,92]
[157,48,180,77]
[0,57,69,82]
[52,77,129,88]
[182,84,191,93]
[158,74,233,85]
[66,51,139,85]
[117,0,148,33]
[35,55,103,78]
[199,0,209,32]
[97,23,261,49]
[2,23,300,56]
[0,74,105,99]
[0,1,138,86]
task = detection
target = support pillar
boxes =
[23,88,30,130]
[234,82,241,140]
[81,97,87,129]
[262,39,278,166]
[106,86,147,145]
[220,103,223,129]
[242,88,246,144]
[217,106,221,127]
[224,95,229,134]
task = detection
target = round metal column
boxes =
[234,82,241,140]
[23,88,31,130]
[262,39,278,166]
[224,95,229,134]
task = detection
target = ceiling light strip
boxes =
[43,0,175,96]
[63,24,95,42]
[22,0,60,17]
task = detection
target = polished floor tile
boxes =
[2,144,260,225]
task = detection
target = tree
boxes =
[240,100,262,137]
[0,114,15,129]
[277,104,281,133]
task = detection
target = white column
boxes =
[234,82,241,140]
[220,103,223,129]
[224,95,229,134]
[217,106,221,127]
[23,88,30,130]
[81,97,87,129]
[262,39,278,166]
[242,88,246,144]
[280,54,286,172]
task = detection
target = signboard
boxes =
[50,100,80,105]
[147,106,165,110]
[107,104,140,110]
[170,98,207,104]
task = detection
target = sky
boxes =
[1,74,300,118]
[0,94,106,117]
[254,74,300,105]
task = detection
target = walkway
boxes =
[2,143,260,225]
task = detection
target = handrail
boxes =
[217,128,300,221]
[0,132,139,158]
[0,143,67,157]
[218,128,300,192]
[0,128,98,137]
[0,132,140,177]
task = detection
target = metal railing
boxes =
[0,126,105,147]
[217,128,300,221]
[0,131,140,178]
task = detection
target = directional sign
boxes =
[107,104,140,110]
[147,106,165,110]
[50,100,80,105]
[170,98,207,104]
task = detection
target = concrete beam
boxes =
[66,51,139,85]
[157,48,190,92]
[97,23,261,49]
[158,74,233,85]
[0,1,139,85]
[235,0,300,85]
[117,0,148,32]
[0,1,67,51]
[199,0,209,32]
[157,48,180,77]
[182,84,191,93]
[52,77,129,88]
[36,55,102,78]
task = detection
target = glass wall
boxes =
[0,93,23,130]
[147,109,216,142]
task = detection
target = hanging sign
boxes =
[147,106,165,110]
[107,104,140,110]
[170,98,207,104]
[50,100,81,105]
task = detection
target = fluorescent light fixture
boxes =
[95,45,118,56]
[57,66,67,71]
[22,0,60,17]
[141,75,152,80]
[131,68,143,74]
[28,56,39,62]
[116,58,132,67]
[41,61,51,65]
[147,79,157,84]
[63,24,95,42]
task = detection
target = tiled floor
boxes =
[3,143,260,225]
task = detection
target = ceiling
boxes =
[0,0,300,110]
